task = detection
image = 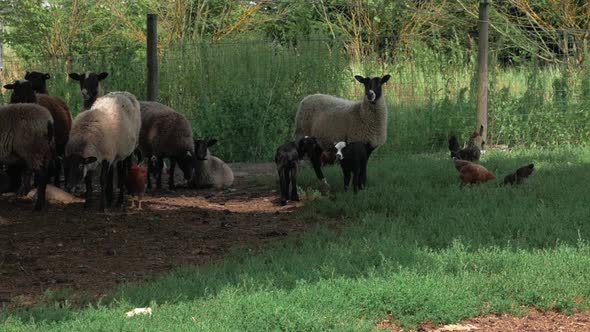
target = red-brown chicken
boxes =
[127,162,147,209]
[453,159,495,184]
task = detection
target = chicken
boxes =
[127,162,147,209]
[453,158,495,185]
[502,163,534,185]
[449,125,484,162]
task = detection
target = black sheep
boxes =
[275,136,319,206]
[334,141,372,193]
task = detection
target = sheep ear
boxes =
[3,84,15,90]
[69,73,82,81]
[84,156,97,164]
[45,73,51,79]
[354,75,365,83]
[380,74,391,84]
[98,72,109,81]
[207,139,218,147]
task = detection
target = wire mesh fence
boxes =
[0,29,589,161]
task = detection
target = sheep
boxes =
[293,74,390,182]
[68,71,109,111]
[274,136,320,205]
[65,91,141,211]
[0,102,54,210]
[5,79,72,187]
[24,71,51,94]
[334,141,372,193]
[137,101,195,190]
[189,139,234,189]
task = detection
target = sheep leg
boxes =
[106,165,114,208]
[7,164,22,193]
[278,169,288,206]
[116,157,130,207]
[360,159,368,190]
[146,157,153,189]
[309,153,325,182]
[17,169,33,197]
[352,168,360,194]
[99,161,110,212]
[168,159,176,189]
[137,193,143,210]
[33,166,48,211]
[290,166,299,201]
[84,170,94,209]
[155,157,164,190]
[342,169,351,192]
[53,157,62,188]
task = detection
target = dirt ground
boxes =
[0,162,311,306]
[379,309,590,331]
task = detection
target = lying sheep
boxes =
[138,101,194,190]
[293,74,390,181]
[189,139,234,189]
[65,91,141,211]
[68,71,109,111]
[5,79,72,187]
[274,136,320,205]
[334,141,371,193]
[0,103,54,210]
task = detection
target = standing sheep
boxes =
[274,136,320,205]
[0,103,54,210]
[334,141,372,193]
[5,79,72,187]
[137,101,195,190]
[65,91,141,211]
[68,72,109,111]
[189,139,234,189]
[293,74,390,182]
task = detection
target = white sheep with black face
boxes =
[293,74,390,181]
[189,139,234,190]
[65,91,141,211]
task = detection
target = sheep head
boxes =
[4,79,36,103]
[24,71,51,94]
[176,150,194,180]
[65,154,98,192]
[298,136,319,159]
[354,74,391,104]
[193,139,217,161]
[68,71,108,103]
[334,141,347,160]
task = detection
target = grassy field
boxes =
[1,39,589,161]
[3,147,590,331]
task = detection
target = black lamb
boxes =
[334,141,372,193]
[275,136,319,206]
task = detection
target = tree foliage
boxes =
[0,0,588,63]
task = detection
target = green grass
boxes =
[3,147,590,331]
[1,38,590,161]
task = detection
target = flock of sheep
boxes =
[0,70,535,211]
[0,71,233,211]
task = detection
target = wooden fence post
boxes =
[147,14,158,101]
[476,0,489,144]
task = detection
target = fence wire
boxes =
[0,32,589,161]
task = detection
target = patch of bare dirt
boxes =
[378,309,590,331]
[0,162,310,307]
